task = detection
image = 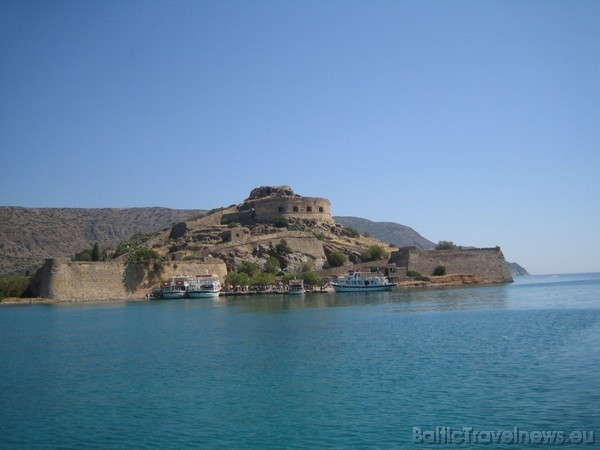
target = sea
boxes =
[1,273,599,449]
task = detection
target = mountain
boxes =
[508,262,530,276]
[333,216,435,250]
[0,207,206,276]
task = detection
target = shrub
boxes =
[251,272,276,286]
[343,227,361,238]
[225,271,250,286]
[274,217,288,228]
[264,257,281,274]
[433,265,447,276]
[302,271,321,287]
[126,248,164,270]
[407,270,422,277]
[436,241,458,250]
[238,261,260,277]
[227,222,240,228]
[275,240,293,255]
[361,245,386,262]
[0,276,30,299]
[327,251,348,268]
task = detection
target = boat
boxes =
[161,276,189,299]
[186,274,221,298]
[288,278,305,295]
[148,288,163,300]
[331,270,396,292]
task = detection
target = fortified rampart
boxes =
[28,258,227,300]
[390,247,513,283]
[221,186,333,225]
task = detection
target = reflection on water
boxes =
[217,284,510,314]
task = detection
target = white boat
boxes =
[186,274,221,298]
[288,278,305,295]
[331,270,396,293]
[161,276,189,299]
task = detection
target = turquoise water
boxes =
[1,274,599,449]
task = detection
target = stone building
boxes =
[221,186,333,225]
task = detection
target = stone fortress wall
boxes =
[390,247,513,283]
[221,185,333,225]
[29,258,227,300]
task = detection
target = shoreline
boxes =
[0,275,507,305]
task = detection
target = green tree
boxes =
[74,248,93,261]
[302,271,322,287]
[361,245,386,262]
[251,272,276,286]
[433,265,447,276]
[225,271,250,286]
[327,251,348,268]
[436,241,458,250]
[0,276,30,299]
[127,248,163,263]
[264,257,281,274]
[274,216,288,228]
[239,261,260,277]
[91,242,100,261]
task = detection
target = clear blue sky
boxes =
[1,0,599,275]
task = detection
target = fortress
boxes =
[221,186,333,225]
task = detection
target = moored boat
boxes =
[161,276,189,299]
[288,278,305,295]
[331,270,396,293]
[186,274,221,298]
[148,288,163,300]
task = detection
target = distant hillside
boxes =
[333,216,435,250]
[0,207,206,276]
[508,262,529,276]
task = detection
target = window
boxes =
[319,207,324,213]
[293,206,299,212]
[278,206,284,212]
[307,206,312,212]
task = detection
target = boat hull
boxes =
[161,292,186,299]
[186,290,220,299]
[332,283,396,293]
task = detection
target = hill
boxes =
[333,216,435,250]
[0,207,206,276]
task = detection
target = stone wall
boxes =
[29,258,228,300]
[389,247,513,283]
[222,196,333,225]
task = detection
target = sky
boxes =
[1,0,599,275]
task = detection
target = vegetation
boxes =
[264,257,281,274]
[251,272,276,286]
[275,240,293,256]
[225,271,250,286]
[436,240,458,250]
[114,232,155,257]
[326,251,348,268]
[0,276,30,299]
[126,248,165,272]
[238,261,260,278]
[407,270,422,277]
[74,242,105,261]
[343,226,361,238]
[283,271,322,288]
[360,245,386,262]
[433,265,447,276]
[274,216,288,228]
[227,222,240,228]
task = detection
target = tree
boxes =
[91,243,100,261]
[225,272,250,286]
[433,265,447,276]
[126,248,162,263]
[264,257,281,274]
[327,251,348,268]
[251,272,275,286]
[343,227,361,238]
[436,241,458,250]
[239,261,260,277]
[302,271,321,287]
[361,245,386,262]
[274,216,288,228]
